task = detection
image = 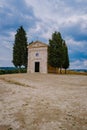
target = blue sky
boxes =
[0,0,87,69]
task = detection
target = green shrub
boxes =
[0,68,27,75]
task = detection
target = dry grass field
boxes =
[0,73,87,130]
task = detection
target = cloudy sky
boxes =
[0,0,87,69]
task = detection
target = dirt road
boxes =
[0,73,87,130]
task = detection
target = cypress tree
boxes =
[13,26,28,70]
[48,31,69,74]
[48,32,63,73]
[62,41,69,74]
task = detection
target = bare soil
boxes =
[0,73,87,130]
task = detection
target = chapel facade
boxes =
[27,41,48,73]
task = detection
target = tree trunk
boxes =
[65,69,67,74]
[18,66,21,73]
[55,67,57,74]
[60,67,62,74]
[56,68,59,74]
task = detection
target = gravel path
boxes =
[0,73,87,130]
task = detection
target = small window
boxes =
[36,53,39,57]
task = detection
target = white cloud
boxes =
[65,37,87,69]
[0,0,87,68]
[76,0,87,3]
[25,0,87,42]
[0,30,14,67]
[0,45,13,67]
[66,37,87,53]
[25,0,87,22]
[84,60,87,67]
[70,60,87,69]
[25,0,51,19]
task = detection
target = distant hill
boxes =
[0,67,87,72]
[70,69,87,73]
[0,67,16,70]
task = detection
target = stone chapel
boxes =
[27,41,48,73]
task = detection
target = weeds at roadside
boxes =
[0,77,35,88]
